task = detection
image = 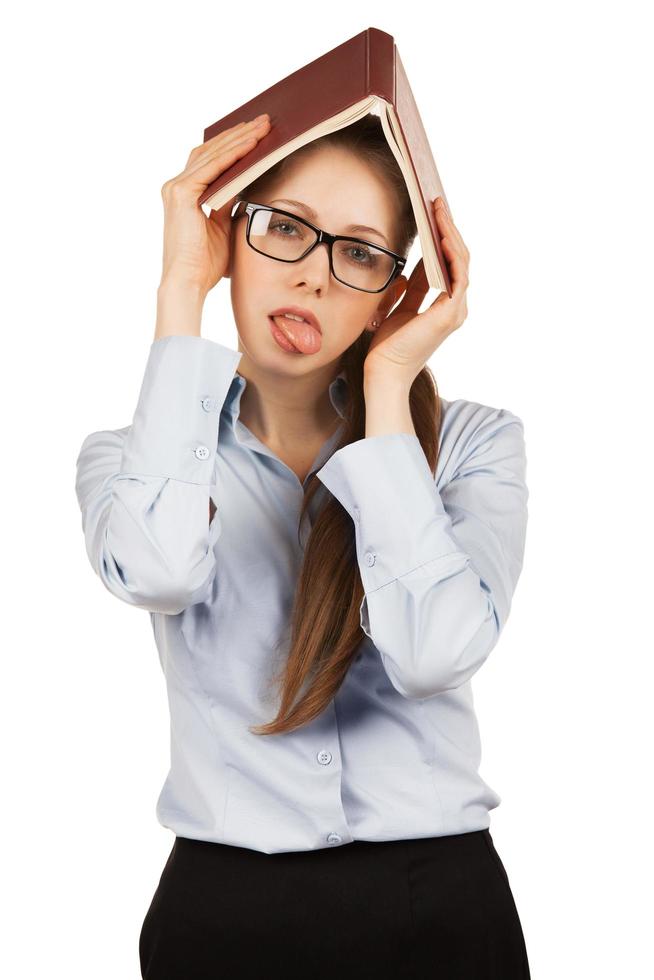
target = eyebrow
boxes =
[269,198,390,247]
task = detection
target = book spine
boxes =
[366,26,395,103]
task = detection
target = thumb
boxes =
[394,260,428,313]
[391,275,409,309]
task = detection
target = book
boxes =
[198,27,453,297]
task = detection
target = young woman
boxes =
[75,111,531,978]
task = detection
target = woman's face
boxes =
[228,145,401,378]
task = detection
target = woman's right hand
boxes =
[159,113,271,295]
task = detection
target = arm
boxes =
[75,334,241,614]
[315,405,529,699]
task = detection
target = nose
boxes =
[292,240,333,290]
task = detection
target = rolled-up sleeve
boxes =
[315,408,528,699]
[75,335,242,615]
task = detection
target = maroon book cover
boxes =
[199,27,452,296]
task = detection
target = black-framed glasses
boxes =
[231,200,406,293]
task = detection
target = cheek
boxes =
[231,249,277,312]
[339,299,378,335]
[232,236,261,279]
[326,307,375,354]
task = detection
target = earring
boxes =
[372,319,379,327]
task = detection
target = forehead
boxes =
[263,147,397,232]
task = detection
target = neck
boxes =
[235,354,343,450]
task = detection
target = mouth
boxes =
[268,308,322,355]
[268,306,322,334]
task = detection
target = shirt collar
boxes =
[222,369,349,427]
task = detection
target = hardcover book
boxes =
[199,27,453,296]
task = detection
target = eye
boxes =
[269,218,305,238]
[339,242,379,267]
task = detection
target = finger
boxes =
[186,118,270,175]
[393,272,429,317]
[208,114,269,143]
[433,201,471,291]
[434,202,464,262]
[188,124,268,176]
[174,130,266,197]
[440,236,469,298]
[434,199,469,260]
[379,275,409,319]
[389,274,409,305]
[190,116,270,161]
[408,261,427,294]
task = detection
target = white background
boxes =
[2,1,651,976]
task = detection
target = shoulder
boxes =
[436,395,526,486]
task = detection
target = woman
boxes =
[75,111,531,978]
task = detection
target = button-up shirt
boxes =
[75,334,529,854]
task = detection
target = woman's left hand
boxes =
[364,197,470,382]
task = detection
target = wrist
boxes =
[157,276,208,303]
[363,364,414,398]
[363,370,415,438]
[155,279,208,340]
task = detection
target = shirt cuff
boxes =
[315,432,470,593]
[120,335,242,484]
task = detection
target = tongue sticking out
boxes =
[272,315,322,354]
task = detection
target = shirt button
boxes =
[201,397,215,412]
[326,832,342,845]
[194,445,210,460]
[364,552,376,566]
[316,750,332,765]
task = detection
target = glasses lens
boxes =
[250,209,318,261]
[332,239,396,291]
[249,209,395,290]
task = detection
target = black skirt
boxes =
[139,828,531,979]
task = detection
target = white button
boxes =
[317,750,332,765]
[201,397,215,412]
[194,445,210,460]
[365,552,376,566]
[326,832,342,845]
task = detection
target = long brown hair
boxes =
[236,113,443,735]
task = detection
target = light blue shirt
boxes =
[75,334,528,854]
